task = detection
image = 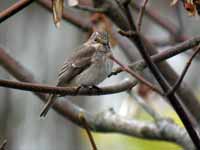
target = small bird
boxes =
[40,31,113,117]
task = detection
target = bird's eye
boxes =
[94,37,101,43]
[94,37,98,42]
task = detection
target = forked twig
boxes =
[79,113,97,150]
[167,45,200,96]
[136,0,149,31]
[107,53,163,95]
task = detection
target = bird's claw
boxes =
[75,84,102,95]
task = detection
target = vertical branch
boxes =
[136,0,149,32]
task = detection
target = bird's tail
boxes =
[40,94,57,117]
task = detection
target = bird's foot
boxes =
[91,85,101,91]
[75,84,102,95]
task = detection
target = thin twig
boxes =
[136,0,149,32]
[118,29,136,37]
[167,45,200,96]
[108,53,163,95]
[131,2,188,42]
[79,113,98,150]
[0,0,35,23]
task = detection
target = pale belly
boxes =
[69,59,113,86]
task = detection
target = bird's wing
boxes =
[57,45,96,86]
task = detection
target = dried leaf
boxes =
[90,13,117,47]
[68,0,79,6]
[52,0,64,28]
[184,2,197,16]
[171,0,199,16]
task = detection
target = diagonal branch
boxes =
[108,53,163,95]
[0,0,35,23]
[111,36,200,76]
[167,45,200,95]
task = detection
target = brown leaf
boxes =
[90,13,118,47]
[52,0,64,28]
[184,2,197,16]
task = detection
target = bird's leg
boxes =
[74,84,91,95]
[91,85,102,93]
[75,84,102,95]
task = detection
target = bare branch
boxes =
[111,36,200,76]
[79,113,98,150]
[0,78,137,96]
[167,45,200,95]
[108,53,163,95]
[131,2,188,42]
[0,0,35,23]
[136,0,149,32]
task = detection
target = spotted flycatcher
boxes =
[40,31,113,117]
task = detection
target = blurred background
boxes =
[0,0,200,150]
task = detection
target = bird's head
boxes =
[89,31,109,46]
